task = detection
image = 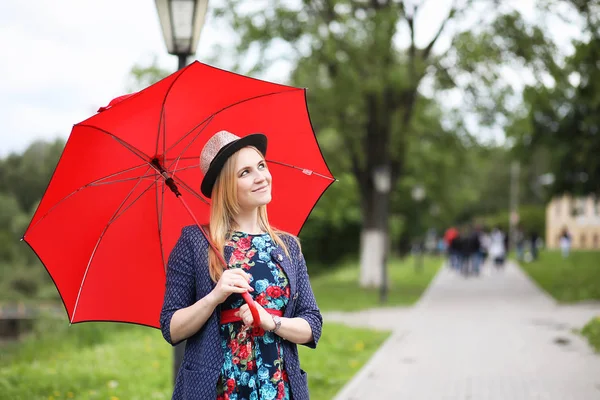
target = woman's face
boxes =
[234,147,272,210]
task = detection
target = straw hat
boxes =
[200,130,267,198]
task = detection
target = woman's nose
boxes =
[254,171,266,183]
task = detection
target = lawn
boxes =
[519,250,600,302]
[311,255,442,311]
[0,318,389,400]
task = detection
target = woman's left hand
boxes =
[236,302,276,331]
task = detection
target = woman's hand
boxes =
[210,269,253,304]
[236,302,276,331]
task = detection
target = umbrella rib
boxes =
[156,64,190,160]
[171,175,209,204]
[156,180,167,275]
[90,174,158,186]
[267,159,337,181]
[170,164,197,174]
[77,124,151,164]
[165,88,302,167]
[27,163,151,235]
[71,168,158,323]
[167,114,215,172]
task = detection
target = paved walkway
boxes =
[325,261,600,400]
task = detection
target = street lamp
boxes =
[155,0,209,384]
[411,184,426,271]
[373,165,391,303]
[155,0,209,70]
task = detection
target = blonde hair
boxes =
[207,146,297,282]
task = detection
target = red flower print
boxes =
[277,381,285,399]
[232,249,246,262]
[246,360,255,371]
[273,370,282,381]
[239,344,249,359]
[256,292,269,306]
[242,263,251,271]
[229,339,240,354]
[246,249,257,258]
[226,378,236,394]
[237,237,252,251]
[285,287,290,298]
[237,330,247,341]
[282,370,289,382]
[266,286,283,298]
[233,356,240,365]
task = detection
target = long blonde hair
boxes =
[207,146,297,282]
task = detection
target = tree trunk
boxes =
[359,171,390,288]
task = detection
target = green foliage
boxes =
[580,316,600,353]
[520,250,600,303]
[0,139,64,214]
[508,3,600,196]
[0,318,388,400]
[476,205,546,235]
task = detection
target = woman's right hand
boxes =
[210,269,254,304]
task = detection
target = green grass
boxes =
[311,255,442,311]
[1,318,389,400]
[580,316,600,353]
[519,250,600,302]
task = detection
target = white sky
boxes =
[0,0,583,157]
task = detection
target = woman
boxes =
[160,130,322,400]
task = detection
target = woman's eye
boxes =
[259,163,265,169]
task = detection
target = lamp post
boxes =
[373,165,391,303]
[155,0,209,383]
[155,0,209,70]
[411,185,426,271]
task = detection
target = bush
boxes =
[581,316,600,353]
[475,204,545,235]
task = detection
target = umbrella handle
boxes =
[241,292,261,327]
[176,196,261,326]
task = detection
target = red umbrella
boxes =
[23,61,335,328]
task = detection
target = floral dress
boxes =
[216,231,291,400]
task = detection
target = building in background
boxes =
[546,195,600,250]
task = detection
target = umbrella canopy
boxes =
[23,61,335,328]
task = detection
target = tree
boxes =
[509,1,600,196]
[213,0,561,287]
[0,138,65,214]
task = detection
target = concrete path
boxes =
[325,261,600,400]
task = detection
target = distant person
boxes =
[489,226,506,268]
[560,228,572,258]
[515,226,525,261]
[530,231,539,261]
[464,226,482,276]
[478,227,490,263]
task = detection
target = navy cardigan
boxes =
[160,225,323,400]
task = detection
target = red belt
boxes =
[220,307,282,325]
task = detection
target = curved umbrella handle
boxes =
[241,292,261,327]
[176,196,261,326]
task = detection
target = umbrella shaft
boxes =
[151,158,181,197]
